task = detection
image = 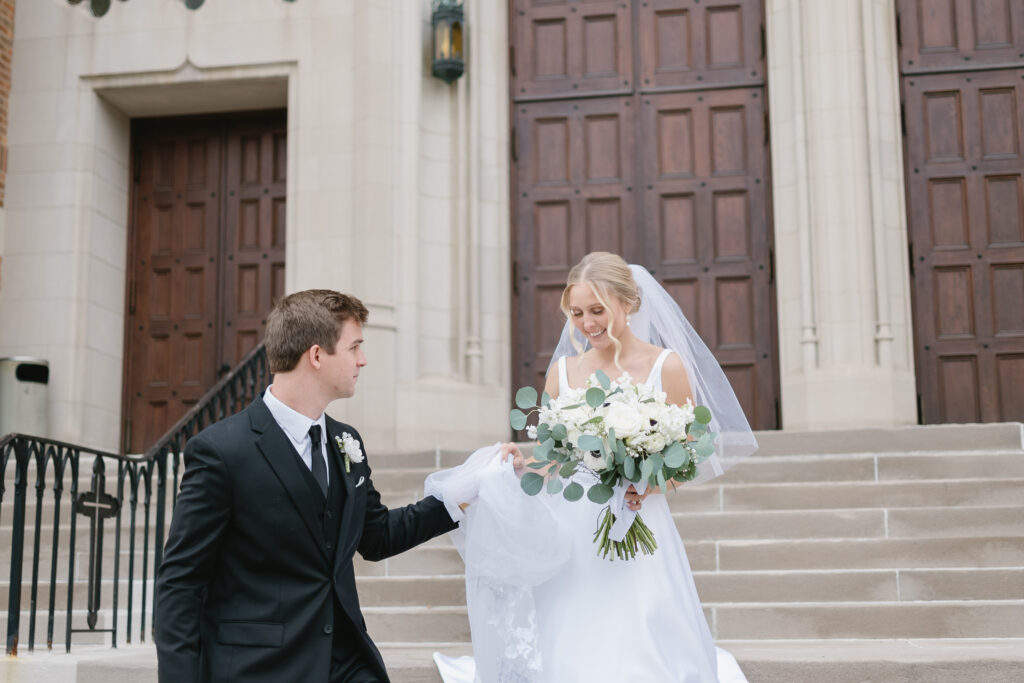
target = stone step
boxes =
[712,601,1024,640]
[354,566,1024,607]
[0,610,116,649]
[0,579,155,612]
[354,535,1024,578]
[717,536,1024,572]
[367,449,1024,488]
[360,600,1024,643]
[674,505,1024,540]
[379,476,1024,512]
[7,639,1024,683]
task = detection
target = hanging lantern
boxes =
[431,0,465,84]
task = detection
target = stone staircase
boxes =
[3,423,1023,682]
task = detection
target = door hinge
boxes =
[760,23,766,60]
[123,419,132,455]
[768,248,775,284]
[511,126,517,162]
[900,101,907,137]
[774,398,781,430]
[512,259,519,296]
[509,45,516,78]
[895,14,902,48]
[128,279,137,315]
[763,110,770,146]
[908,241,915,277]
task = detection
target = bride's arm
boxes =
[662,353,695,408]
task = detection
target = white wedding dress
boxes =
[427,350,748,683]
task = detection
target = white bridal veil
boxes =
[550,264,758,480]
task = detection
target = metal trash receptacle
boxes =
[0,357,50,437]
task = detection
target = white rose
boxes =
[644,432,668,454]
[603,402,646,439]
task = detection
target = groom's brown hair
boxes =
[265,289,369,373]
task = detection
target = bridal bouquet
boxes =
[509,370,716,560]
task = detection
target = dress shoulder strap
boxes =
[557,356,569,395]
[645,349,674,389]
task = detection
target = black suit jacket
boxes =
[154,396,458,682]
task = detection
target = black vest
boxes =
[294,441,344,560]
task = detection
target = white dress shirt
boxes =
[263,386,329,485]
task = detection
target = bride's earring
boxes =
[626,314,632,326]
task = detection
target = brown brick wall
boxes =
[0,0,14,207]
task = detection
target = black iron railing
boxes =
[1,342,269,655]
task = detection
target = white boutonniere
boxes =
[334,433,364,473]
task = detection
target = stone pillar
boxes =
[766,0,917,429]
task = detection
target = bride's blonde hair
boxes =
[560,252,641,369]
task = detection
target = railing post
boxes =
[6,437,30,655]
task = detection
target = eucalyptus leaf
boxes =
[640,457,654,483]
[510,409,527,431]
[657,469,667,490]
[587,483,614,504]
[694,405,712,425]
[663,442,686,468]
[541,391,552,407]
[695,432,715,457]
[520,472,545,496]
[551,424,568,442]
[623,456,636,479]
[546,478,564,495]
[536,423,551,442]
[559,461,578,477]
[615,439,627,464]
[563,481,584,501]
[586,387,606,409]
[534,438,554,461]
[527,461,548,469]
[648,453,664,473]
[594,368,611,390]
[688,420,707,438]
[578,435,604,453]
[515,386,538,410]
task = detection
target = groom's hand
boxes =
[499,442,526,471]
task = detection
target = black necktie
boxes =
[308,424,328,497]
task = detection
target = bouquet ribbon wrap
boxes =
[608,479,648,542]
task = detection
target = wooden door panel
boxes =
[903,67,1024,422]
[513,0,632,98]
[128,121,222,452]
[640,88,773,427]
[515,96,637,388]
[638,0,764,91]
[897,0,1024,72]
[223,116,287,366]
[125,112,287,453]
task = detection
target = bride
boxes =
[427,252,757,682]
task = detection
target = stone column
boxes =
[766,0,917,429]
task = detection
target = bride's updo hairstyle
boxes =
[560,252,641,368]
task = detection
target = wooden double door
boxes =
[898,0,1024,422]
[122,112,287,453]
[511,0,778,429]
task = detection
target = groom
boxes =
[154,290,459,683]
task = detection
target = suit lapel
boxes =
[249,397,330,563]
[326,419,358,558]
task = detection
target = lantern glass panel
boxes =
[435,21,451,60]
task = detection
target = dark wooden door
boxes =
[511,0,778,429]
[124,112,286,453]
[898,0,1024,423]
